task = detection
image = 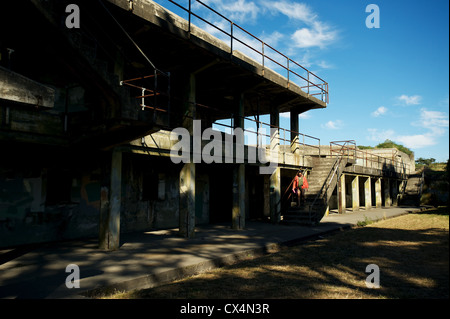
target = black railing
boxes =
[166,0,329,104]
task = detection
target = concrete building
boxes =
[0,0,413,250]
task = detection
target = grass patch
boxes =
[356,215,374,227]
[99,207,449,299]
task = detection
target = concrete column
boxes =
[375,177,382,208]
[179,163,196,238]
[352,175,360,212]
[269,109,281,223]
[263,175,270,218]
[290,110,300,155]
[179,73,196,238]
[338,174,346,214]
[392,179,399,206]
[364,177,372,210]
[232,164,245,229]
[232,94,245,229]
[99,149,122,250]
[384,178,391,207]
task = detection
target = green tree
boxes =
[416,157,436,166]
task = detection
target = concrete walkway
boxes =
[0,206,425,299]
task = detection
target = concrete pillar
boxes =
[179,73,196,238]
[392,179,399,206]
[384,178,391,207]
[263,175,270,218]
[364,177,372,210]
[352,175,360,212]
[232,94,245,229]
[338,174,346,214]
[269,109,281,223]
[232,164,245,229]
[290,110,300,155]
[179,163,196,238]
[99,149,122,250]
[375,177,382,208]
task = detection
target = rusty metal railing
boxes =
[330,140,411,176]
[166,0,329,104]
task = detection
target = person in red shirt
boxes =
[292,171,309,206]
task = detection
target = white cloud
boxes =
[367,128,396,142]
[322,120,343,130]
[262,1,338,49]
[367,128,437,149]
[263,1,317,23]
[200,0,260,23]
[371,106,388,117]
[317,60,333,69]
[291,21,338,49]
[395,134,437,149]
[366,128,435,149]
[299,113,311,119]
[413,108,449,135]
[367,108,448,149]
[397,94,422,106]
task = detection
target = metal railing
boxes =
[330,140,411,176]
[203,104,322,161]
[166,0,329,104]
[307,140,353,223]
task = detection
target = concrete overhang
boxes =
[105,0,327,116]
[0,66,55,108]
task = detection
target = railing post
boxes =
[318,139,321,157]
[188,0,191,33]
[307,71,310,95]
[230,22,234,56]
[262,42,265,71]
[287,58,290,86]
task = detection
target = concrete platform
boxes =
[0,206,425,299]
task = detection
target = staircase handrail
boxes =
[307,141,352,223]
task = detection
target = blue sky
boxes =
[155,0,449,162]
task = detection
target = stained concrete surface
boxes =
[0,206,424,299]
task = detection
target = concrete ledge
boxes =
[0,66,55,108]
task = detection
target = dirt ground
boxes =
[103,207,449,299]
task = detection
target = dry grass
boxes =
[101,207,449,299]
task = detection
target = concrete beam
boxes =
[0,66,55,108]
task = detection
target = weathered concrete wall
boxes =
[0,167,101,248]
